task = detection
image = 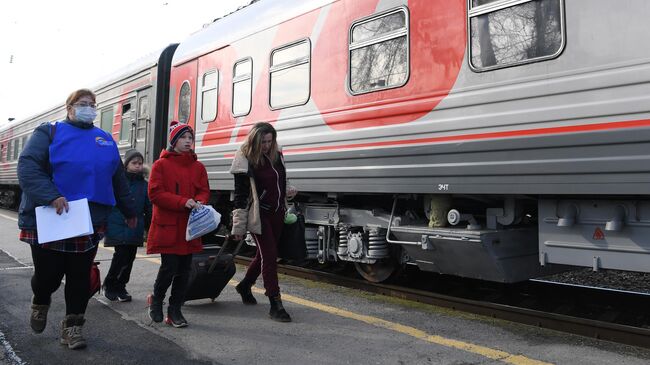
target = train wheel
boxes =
[354,261,396,283]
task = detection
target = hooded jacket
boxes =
[146,149,210,255]
[105,172,151,246]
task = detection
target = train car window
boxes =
[200,70,218,123]
[136,96,149,141]
[100,107,113,134]
[232,58,252,117]
[13,138,20,160]
[0,144,3,163]
[120,102,133,142]
[269,39,311,109]
[178,81,191,124]
[6,140,12,161]
[349,7,409,95]
[21,136,27,152]
[468,0,565,72]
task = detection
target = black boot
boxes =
[165,306,188,328]
[235,278,257,305]
[269,296,291,322]
[147,294,164,323]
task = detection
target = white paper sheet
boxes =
[35,198,94,244]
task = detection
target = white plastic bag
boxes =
[186,204,221,241]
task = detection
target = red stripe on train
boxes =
[222,119,650,158]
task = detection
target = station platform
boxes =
[1,210,649,365]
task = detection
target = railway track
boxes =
[234,256,650,349]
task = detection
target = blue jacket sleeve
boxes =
[17,123,62,206]
[112,161,137,219]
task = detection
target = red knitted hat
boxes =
[169,121,193,147]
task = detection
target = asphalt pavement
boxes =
[1,209,650,365]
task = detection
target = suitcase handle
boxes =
[207,236,245,274]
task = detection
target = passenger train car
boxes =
[2,0,650,283]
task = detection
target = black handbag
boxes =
[278,214,307,260]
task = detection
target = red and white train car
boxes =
[3,0,650,283]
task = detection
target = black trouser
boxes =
[30,245,97,315]
[153,254,192,307]
[104,245,138,290]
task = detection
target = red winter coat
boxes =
[146,149,210,255]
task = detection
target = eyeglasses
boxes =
[73,102,97,108]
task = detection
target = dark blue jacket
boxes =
[17,120,136,230]
[105,172,151,246]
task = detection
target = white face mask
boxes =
[74,106,97,124]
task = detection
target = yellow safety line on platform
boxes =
[102,246,551,365]
[250,287,553,365]
[101,246,161,265]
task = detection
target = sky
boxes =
[0,0,251,124]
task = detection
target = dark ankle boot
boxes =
[236,278,257,305]
[147,294,164,323]
[269,296,291,322]
[165,306,188,328]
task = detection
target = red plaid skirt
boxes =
[20,226,106,253]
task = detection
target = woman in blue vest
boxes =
[17,88,136,350]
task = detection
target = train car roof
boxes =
[0,48,165,134]
[172,0,336,67]
[90,49,163,92]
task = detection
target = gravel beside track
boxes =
[541,268,650,294]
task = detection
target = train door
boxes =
[133,88,151,160]
[117,98,136,157]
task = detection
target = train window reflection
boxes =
[178,81,191,124]
[201,70,218,123]
[269,39,311,109]
[471,0,502,7]
[232,58,252,117]
[349,8,409,95]
[351,11,406,43]
[469,0,565,71]
[120,102,133,142]
[137,96,149,141]
[13,138,20,160]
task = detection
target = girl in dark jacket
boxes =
[230,122,297,322]
[146,121,210,328]
[103,149,152,302]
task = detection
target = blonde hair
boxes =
[241,122,278,168]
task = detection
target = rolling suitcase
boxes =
[184,237,244,302]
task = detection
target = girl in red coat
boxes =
[146,121,210,328]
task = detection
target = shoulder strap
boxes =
[49,122,58,142]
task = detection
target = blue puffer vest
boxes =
[49,122,119,205]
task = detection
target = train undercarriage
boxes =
[245,192,650,284]
[259,193,560,283]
